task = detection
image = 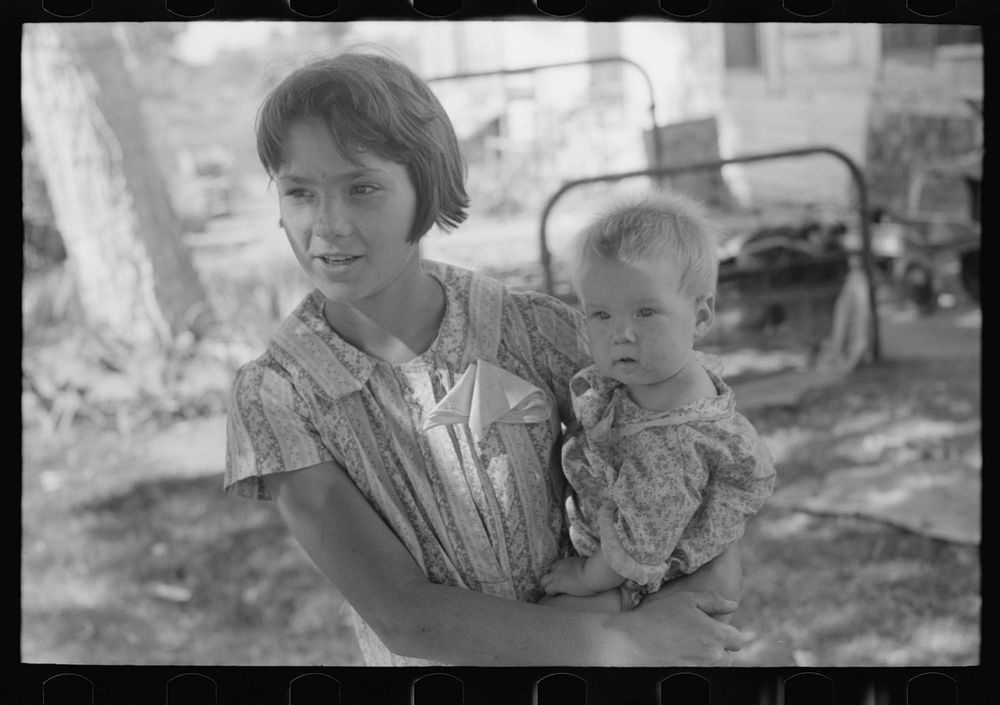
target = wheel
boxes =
[902,262,936,313]
[960,249,979,302]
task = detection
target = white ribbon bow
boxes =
[423,360,549,443]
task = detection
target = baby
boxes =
[541,190,776,612]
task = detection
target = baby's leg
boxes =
[537,589,622,613]
[653,543,743,623]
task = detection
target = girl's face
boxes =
[577,255,714,389]
[275,119,420,309]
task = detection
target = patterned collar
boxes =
[267,260,465,400]
[570,352,736,440]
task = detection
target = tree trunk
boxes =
[21,24,211,347]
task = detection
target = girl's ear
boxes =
[693,294,715,338]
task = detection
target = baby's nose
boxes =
[612,321,636,343]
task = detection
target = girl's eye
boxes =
[283,188,311,200]
[351,184,379,196]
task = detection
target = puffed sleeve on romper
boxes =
[597,423,710,588]
[224,357,335,501]
[665,412,776,579]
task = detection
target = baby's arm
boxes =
[541,551,626,597]
[667,422,776,578]
[601,455,705,587]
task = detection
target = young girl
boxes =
[225,48,745,666]
[541,191,776,612]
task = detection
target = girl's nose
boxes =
[313,198,350,240]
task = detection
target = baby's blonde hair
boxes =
[569,189,720,298]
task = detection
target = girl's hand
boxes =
[540,556,594,596]
[620,589,745,666]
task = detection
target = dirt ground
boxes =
[741,302,979,664]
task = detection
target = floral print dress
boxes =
[225,261,591,665]
[562,353,776,608]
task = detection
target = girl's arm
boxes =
[264,459,745,666]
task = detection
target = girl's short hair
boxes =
[570,189,720,298]
[256,48,469,243]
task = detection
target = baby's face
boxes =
[576,256,713,389]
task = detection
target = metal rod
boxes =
[427,56,663,172]
[538,146,881,361]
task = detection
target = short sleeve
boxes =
[224,358,335,500]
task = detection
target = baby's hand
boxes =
[540,557,597,596]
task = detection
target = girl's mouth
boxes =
[316,254,361,266]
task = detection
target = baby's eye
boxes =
[637,307,656,317]
[590,311,610,321]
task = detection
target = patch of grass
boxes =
[22,431,363,665]
[738,509,979,666]
[753,358,980,481]
[734,355,980,666]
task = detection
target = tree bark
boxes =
[21,24,211,347]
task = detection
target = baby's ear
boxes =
[693,294,715,338]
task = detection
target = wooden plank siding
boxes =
[721,74,873,208]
